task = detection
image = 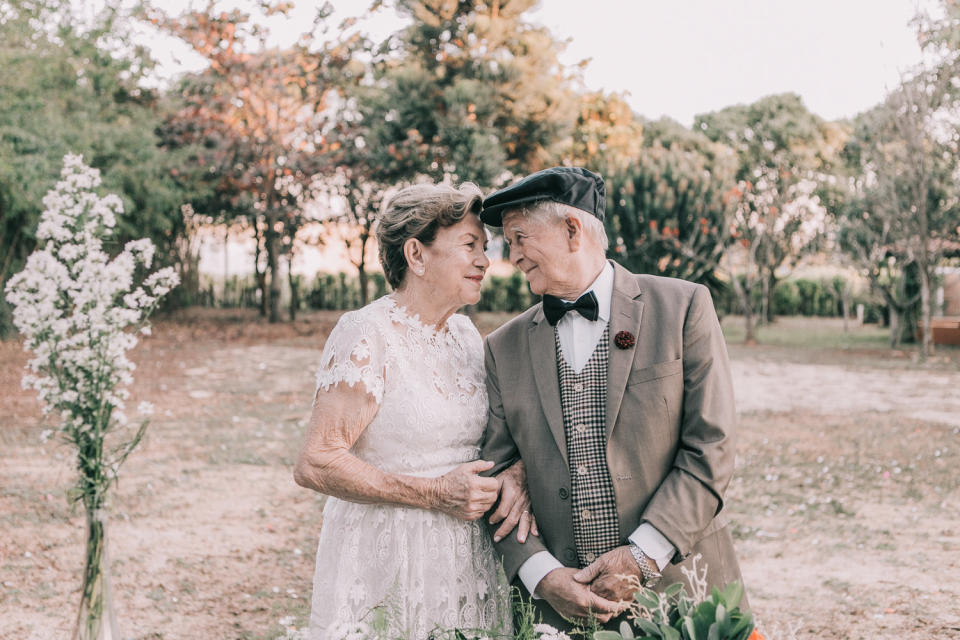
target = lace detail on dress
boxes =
[315,308,387,403]
[308,295,510,639]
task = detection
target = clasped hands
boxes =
[432,459,538,543]
[536,545,648,623]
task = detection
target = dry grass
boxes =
[1,309,959,639]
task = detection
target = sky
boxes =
[141,0,936,127]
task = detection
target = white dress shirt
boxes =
[516,262,676,597]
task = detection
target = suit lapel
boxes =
[528,306,568,464]
[606,262,644,438]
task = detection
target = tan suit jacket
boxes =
[482,261,743,594]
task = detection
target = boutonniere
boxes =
[614,330,635,349]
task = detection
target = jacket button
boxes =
[559,488,569,499]
[564,548,577,562]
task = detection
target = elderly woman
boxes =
[294,182,530,639]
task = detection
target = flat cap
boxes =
[480,166,605,226]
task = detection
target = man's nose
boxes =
[508,244,521,266]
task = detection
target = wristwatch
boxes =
[628,542,662,588]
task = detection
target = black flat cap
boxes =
[480,166,605,226]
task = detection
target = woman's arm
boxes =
[293,381,499,520]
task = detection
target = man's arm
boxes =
[640,284,737,561]
[480,336,550,579]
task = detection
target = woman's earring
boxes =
[414,266,424,276]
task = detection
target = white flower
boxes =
[534,623,571,640]
[39,429,54,444]
[5,154,178,473]
[137,401,154,417]
[327,621,372,640]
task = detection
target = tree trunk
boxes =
[288,257,298,322]
[253,223,267,317]
[889,307,902,349]
[841,290,850,333]
[731,276,757,345]
[266,213,281,324]
[919,265,933,359]
[358,265,368,307]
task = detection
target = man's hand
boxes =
[573,546,645,602]
[489,460,539,543]
[535,567,625,623]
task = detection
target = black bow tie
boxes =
[542,290,599,326]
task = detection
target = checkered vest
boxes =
[555,324,621,568]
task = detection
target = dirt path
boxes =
[2,313,959,639]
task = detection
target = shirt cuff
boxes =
[628,522,676,571]
[517,551,564,599]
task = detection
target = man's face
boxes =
[501,210,573,296]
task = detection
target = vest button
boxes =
[573,382,584,392]
[574,423,586,434]
[559,487,569,499]
[580,508,592,520]
[577,464,588,475]
[564,548,577,562]
[585,551,596,563]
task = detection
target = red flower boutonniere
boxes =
[614,330,635,349]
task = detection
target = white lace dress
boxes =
[308,295,512,639]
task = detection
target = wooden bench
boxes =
[931,317,960,346]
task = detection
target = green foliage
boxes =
[0,0,187,334]
[595,581,753,640]
[372,0,577,184]
[713,276,885,321]
[605,143,736,296]
[693,93,843,179]
[477,271,537,313]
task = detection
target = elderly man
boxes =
[481,167,746,629]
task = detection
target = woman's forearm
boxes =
[294,446,440,510]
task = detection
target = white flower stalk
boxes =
[5,153,179,508]
[7,154,180,638]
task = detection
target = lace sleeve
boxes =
[314,309,386,404]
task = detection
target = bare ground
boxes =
[1,310,959,639]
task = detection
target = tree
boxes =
[0,0,185,334]
[376,0,579,183]
[835,72,960,354]
[727,168,827,343]
[152,1,358,321]
[563,90,644,174]
[605,142,736,297]
[695,94,843,325]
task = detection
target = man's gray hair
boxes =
[511,200,609,251]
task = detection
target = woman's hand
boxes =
[432,460,501,521]
[488,460,539,543]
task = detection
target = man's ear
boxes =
[564,214,584,251]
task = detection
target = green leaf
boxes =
[721,582,744,610]
[683,617,697,640]
[730,613,755,640]
[715,604,726,625]
[620,621,636,639]
[660,623,681,640]
[593,631,624,640]
[634,619,661,637]
[706,622,719,640]
[664,583,685,598]
[635,590,661,610]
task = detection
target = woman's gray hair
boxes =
[376,182,484,289]
[514,200,609,251]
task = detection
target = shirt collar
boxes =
[564,261,613,323]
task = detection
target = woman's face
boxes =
[419,214,490,307]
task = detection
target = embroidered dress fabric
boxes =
[308,295,511,639]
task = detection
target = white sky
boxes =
[141,0,934,126]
